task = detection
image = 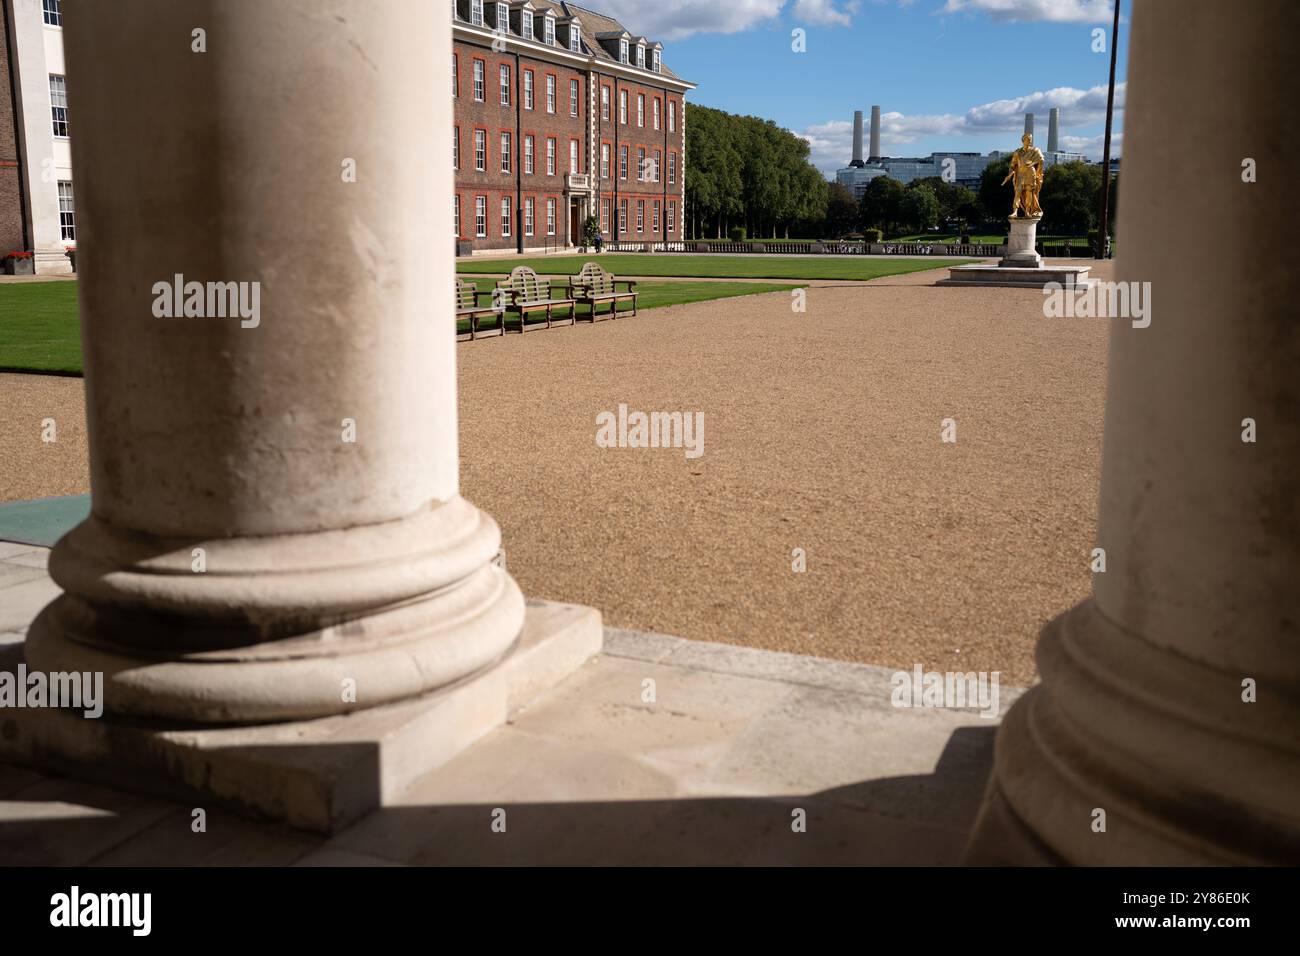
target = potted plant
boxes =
[581,214,600,252]
[3,250,35,276]
[65,245,76,272]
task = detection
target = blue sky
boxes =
[588,0,1126,174]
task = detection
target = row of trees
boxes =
[684,104,827,239]
[684,102,1118,240]
[838,159,1118,239]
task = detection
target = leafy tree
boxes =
[685,104,826,240]
[1040,161,1101,235]
[823,182,858,238]
[859,175,904,235]
[906,177,980,232]
[978,156,1012,226]
[900,183,940,233]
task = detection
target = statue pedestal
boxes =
[1001,215,1043,268]
[936,212,1094,290]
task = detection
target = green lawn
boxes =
[0,279,802,374]
[457,254,966,282]
[0,281,82,374]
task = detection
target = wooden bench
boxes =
[495,266,575,333]
[565,262,638,321]
[455,278,504,341]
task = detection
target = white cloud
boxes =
[792,0,862,28]
[940,0,1113,23]
[590,0,865,40]
[1059,131,1121,156]
[589,0,786,41]
[801,83,1124,172]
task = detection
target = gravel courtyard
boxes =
[1,262,1112,684]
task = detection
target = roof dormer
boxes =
[559,16,582,53]
[492,0,509,33]
[635,38,646,69]
[542,9,556,46]
[649,42,663,73]
[511,0,535,41]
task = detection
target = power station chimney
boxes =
[1024,112,1034,139]
[869,105,882,162]
[850,110,865,167]
[1047,107,1060,153]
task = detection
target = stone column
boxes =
[26,0,525,723]
[967,0,1300,864]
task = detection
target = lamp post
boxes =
[1097,0,1121,258]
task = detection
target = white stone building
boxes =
[4,0,74,273]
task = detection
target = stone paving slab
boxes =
[0,494,90,547]
[0,548,1019,864]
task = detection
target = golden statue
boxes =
[1002,133,1044,218]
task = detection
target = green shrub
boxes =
[862,228,883,243]
[728,226,747,242]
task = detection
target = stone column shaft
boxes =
[27,0,524,724]
[968,0,1300,864]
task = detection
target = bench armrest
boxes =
[615,279,637,291]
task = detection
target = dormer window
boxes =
[619,38,628,63]
[521,10,533,39]
[495,2,508,32]
[636,43,645,68]
[570,25,581,52]
[470,0,483,27]
[544,15,555,46]
[652,49,661,73]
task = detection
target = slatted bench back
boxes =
[455,278,481,310]
[575,263,616,296]
[499,267,551,303]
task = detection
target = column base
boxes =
[0,599,602,833]
[26,496,525,723]
[33,250,74,275]
[966,600,1300,865]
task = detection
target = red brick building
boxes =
[1,0,27,256]
[453,1,693,254]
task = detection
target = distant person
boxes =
[594,233,603,253]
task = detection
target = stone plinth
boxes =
[936,215,1093,290]
[935,264,1093,290]
[1001,215,1042,268]
[2,601,602,834]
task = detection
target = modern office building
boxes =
[453,1,694,253]
[2,0,74,274]
[835,105,1088,198]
